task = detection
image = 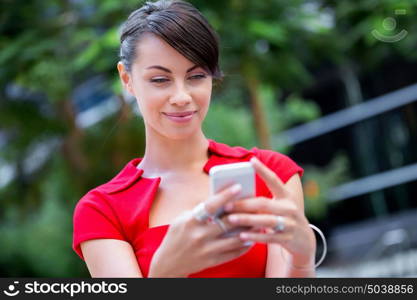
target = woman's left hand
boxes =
[223,156,316,269]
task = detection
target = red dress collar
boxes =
[203,139,254,173]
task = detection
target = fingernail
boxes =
[243,241,254,247]
[228,215,238,222]
[224,202,234,211]
[240,232,250,239]
[230,184,242,194]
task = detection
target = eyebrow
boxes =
[145,65,200,73]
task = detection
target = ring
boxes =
[213,217,228,233]
[192,202,212,222]
[273,216,285,232]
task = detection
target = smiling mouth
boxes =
[162,111,197,123]
[162,111,197,117]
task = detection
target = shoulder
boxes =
[95,158,144,194]
[72,159,145,259]
[72,190,127,260]
[73,158,144,215]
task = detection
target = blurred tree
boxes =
[194,0,324,149]
[0,0,145,276]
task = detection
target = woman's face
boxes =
[118,33,212,140]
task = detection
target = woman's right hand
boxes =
[148,183,253,277]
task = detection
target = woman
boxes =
[72,0,316,277]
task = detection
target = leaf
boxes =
[247,20,287,46]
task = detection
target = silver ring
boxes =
[192,202,212,222]
[213,218,228,233]
[273,216,285,232]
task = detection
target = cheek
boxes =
[199,95,211,115]
[137,98,163,123]
[195,81,212,108]
[134,85,165,114]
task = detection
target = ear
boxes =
[117,62,135,96]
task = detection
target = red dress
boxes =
[72,139,303,277]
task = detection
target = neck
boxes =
[138,127,209,177]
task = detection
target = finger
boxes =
[204,183,242,216]
[219,226,252,238]
[239,231,293,244]
[227,213,295,231]
[225,197,297,216]
[205,214,248,237]
[208,236,250,252]
[250,156,287,199]
[211,217,229,235]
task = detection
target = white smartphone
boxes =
[209,162,255,237]
[209,162,255,199]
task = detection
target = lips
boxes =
[163,111,196,117]
[162,111,197,123]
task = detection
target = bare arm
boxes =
[265,174,316,277]
[81,239,143,278]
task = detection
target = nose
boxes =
[169,83,192,106]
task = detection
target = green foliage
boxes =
[256,84,321,153]
[0,113,146,276]
[81,112,147,190]
[260,85,321,133]
[74,27,119,73]
[203,101,256,149]
[0,155,88,277]
[302,154,351,220]
[247,20,288,46]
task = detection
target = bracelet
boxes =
[309,224,327,268]
[288,224,327,270]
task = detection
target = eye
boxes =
[188,74,207,80]
[150,77,169,84]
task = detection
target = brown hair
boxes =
[119,0,222,79]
